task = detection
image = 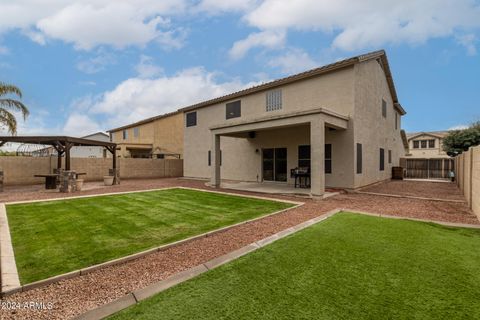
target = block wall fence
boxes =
[455,145,480,219]
[0,157,183,185]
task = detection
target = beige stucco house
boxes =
[181,50,407,196]
[405,131,449,159]
[108,111,183,159]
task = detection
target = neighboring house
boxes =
[108,111,183,159]
[181,50,407,196]
[405,131,449,159]
[70,132,111,158]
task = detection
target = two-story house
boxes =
[108,111,183,159]
[181,50,407,197]
[405,131,449,159]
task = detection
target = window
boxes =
[388,150,392,164]
[395,112,398,130]
[226,100,241,119]
[186,112,197,127]
[122,129,128,140]
[382,99,387,118]
[421,140,427,148]
[266,89,282,112]
[298,145,310,168]
[413,140,419,149]
[133,127,139,138]
[380,148,385,171]
[356,143,362,174]
[325,144,332,174]
[428,139,435,148]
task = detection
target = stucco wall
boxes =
[456,146,480,220]
[0,157,183,185]
[352,59,405,188]
[183,66,356,187]
[111,113,184,158]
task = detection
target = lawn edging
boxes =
[0,203,21,294]
[0,187,303,297]
[74,207,480,320]
[74,208,342,320]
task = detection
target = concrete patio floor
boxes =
[221,181,339,198]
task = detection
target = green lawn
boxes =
[110,213,480,320]
[7,188,292,284]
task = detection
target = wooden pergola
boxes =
[0,135,118,172]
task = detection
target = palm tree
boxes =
[0,82,29,135]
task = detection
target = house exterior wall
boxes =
[352,59,405,188]
[183,66,357,188]
[111,113,184,158]
[70,133,111,158]
[406,134,447,158]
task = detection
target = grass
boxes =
[6,188,292,284]
[110,212,480,320]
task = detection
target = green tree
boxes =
[0,82,30,135]
[443,121,480,156]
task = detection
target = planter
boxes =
[103,176,114,186]
[75,179,84,191]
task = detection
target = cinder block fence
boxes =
[0,157,183,185]
[455,145,480,219]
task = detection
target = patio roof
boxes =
[0,136,118,179]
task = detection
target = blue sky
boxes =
[0,0,479,137]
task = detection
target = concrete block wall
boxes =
[0,156,183,185]
[456,146,480,219]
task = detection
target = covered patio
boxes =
[209,108,349,197]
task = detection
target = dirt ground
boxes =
[0,178,477,319]
[359,179,465,201]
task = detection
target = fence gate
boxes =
[404,158,454,179]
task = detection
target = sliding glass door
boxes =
[262,148,287,182]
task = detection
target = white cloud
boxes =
[76,50,116,74]
[0,0,187,50]
[62,113,102,136]
[135,55,163,78]
[268,48,318,74]
[197,0,258,13]
[244,0,480,51]
[448,124,469,131]
[85,67,259,129]
[229,30,285,60]
[456,34,477,55]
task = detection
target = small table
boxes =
[294,172,311,188]
[34,174,59,190]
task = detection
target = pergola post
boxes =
[65,142,72,171]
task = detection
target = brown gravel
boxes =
[359,179,466,201]
[0,178,478,319]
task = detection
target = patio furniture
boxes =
[291,167,311,188]
[34,174,59,190]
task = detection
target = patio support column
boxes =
[211,133,221,187]
[310,117,325,197]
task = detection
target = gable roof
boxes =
[107,110,181,133]
[179,49,406,115]
[407,131,449,140]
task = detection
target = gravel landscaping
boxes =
[0,178,478,319]
[359,179,466,201]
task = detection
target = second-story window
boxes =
[382,99,387,118]
[266,89,282,112]
[186,112,197,127]
[226,100,241,119]
[122,129,128,140]
[428,139,435,148]
[133,127,139,138]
